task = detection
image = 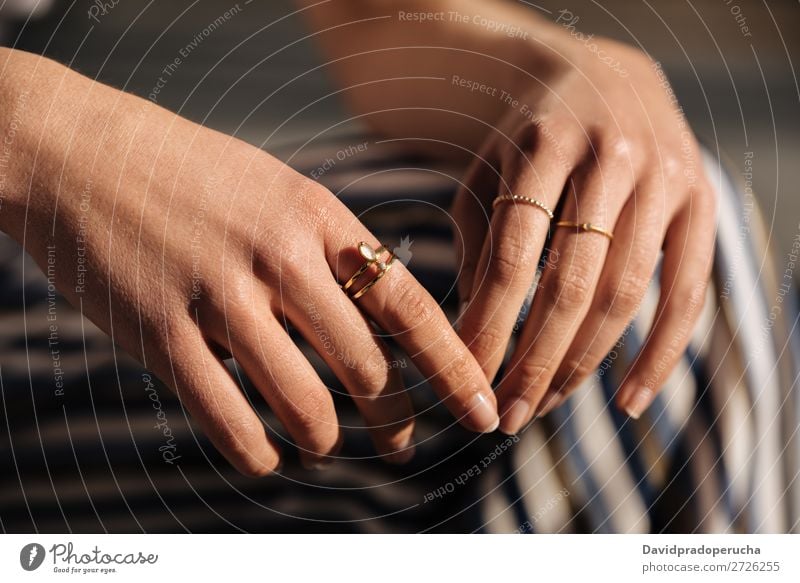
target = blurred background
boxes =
[5,0,799,265]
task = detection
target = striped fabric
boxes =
[0,136,797,533]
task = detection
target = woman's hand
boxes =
[0,48,499,476]
[453,36,717,433]
[294,2,717,432]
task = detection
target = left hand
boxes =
[452,36,718,434]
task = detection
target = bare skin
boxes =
[300,0,717,433]
[0,0,717,477]
[0,46,498,476]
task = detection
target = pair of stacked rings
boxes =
[342,242,397,299]
[493,194,613,240]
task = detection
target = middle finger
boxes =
[497,152,634,434]
[324,205,499,433]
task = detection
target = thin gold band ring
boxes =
[351,253,396,299]
[554,221,614,241]
[492,194,554,220]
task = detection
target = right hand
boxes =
[1,50,498,476]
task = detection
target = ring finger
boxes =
[214,308,342,470]
[497,154,633,433]
[539,177,673,415]
[457,141,575,382]
[323,202,499,433]
[284,258,416,464]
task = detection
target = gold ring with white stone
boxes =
[342,242,396,299]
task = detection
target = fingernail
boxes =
[624,387,654,419]
[302,445,339,471]
[465,392,500,433]
[386,436,416,465]
[499,399,530,435]
[304,458,334,471]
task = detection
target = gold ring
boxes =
[342,242,387,292]
[492,194,554,220]
[351,253,396,299]
[342,242,396,299]
[555,221,614,241]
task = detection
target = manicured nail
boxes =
[499,399,530,435]
[386,436,416,465]
[304,458,334,471]
[302,434,342,470]
[466,392,500,433]
[624,387,654,419]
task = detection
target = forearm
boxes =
[295,0,576,155]
[0,47,155,256]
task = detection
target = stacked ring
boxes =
[492,194,554,220]
[342,242,397,300]
[554,221,614,241]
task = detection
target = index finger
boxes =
[325,224,499,433]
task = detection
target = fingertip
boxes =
[461,391,500,433]
[383,436,416,465]
[621,386,655,419]
[301,429,344,471]
[235,451,282,478]
[498,398,531,435]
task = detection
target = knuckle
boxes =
[555,358,596,388]
[219,272,258,310]
[465,321,510,358]
[598,273,649,319]
[533,115,572,141]
[657,153,686,184]
[444,351,476,384]
[544,267,595,311]
[597,134,637,168]
[509,359,554,397]
[384,276,435,330]
[488,232,534,288]
[289,388,335,433]
[508,115,573,155]
[254,230,316,285]
[518,360,553,383]
[347,343,390,397]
